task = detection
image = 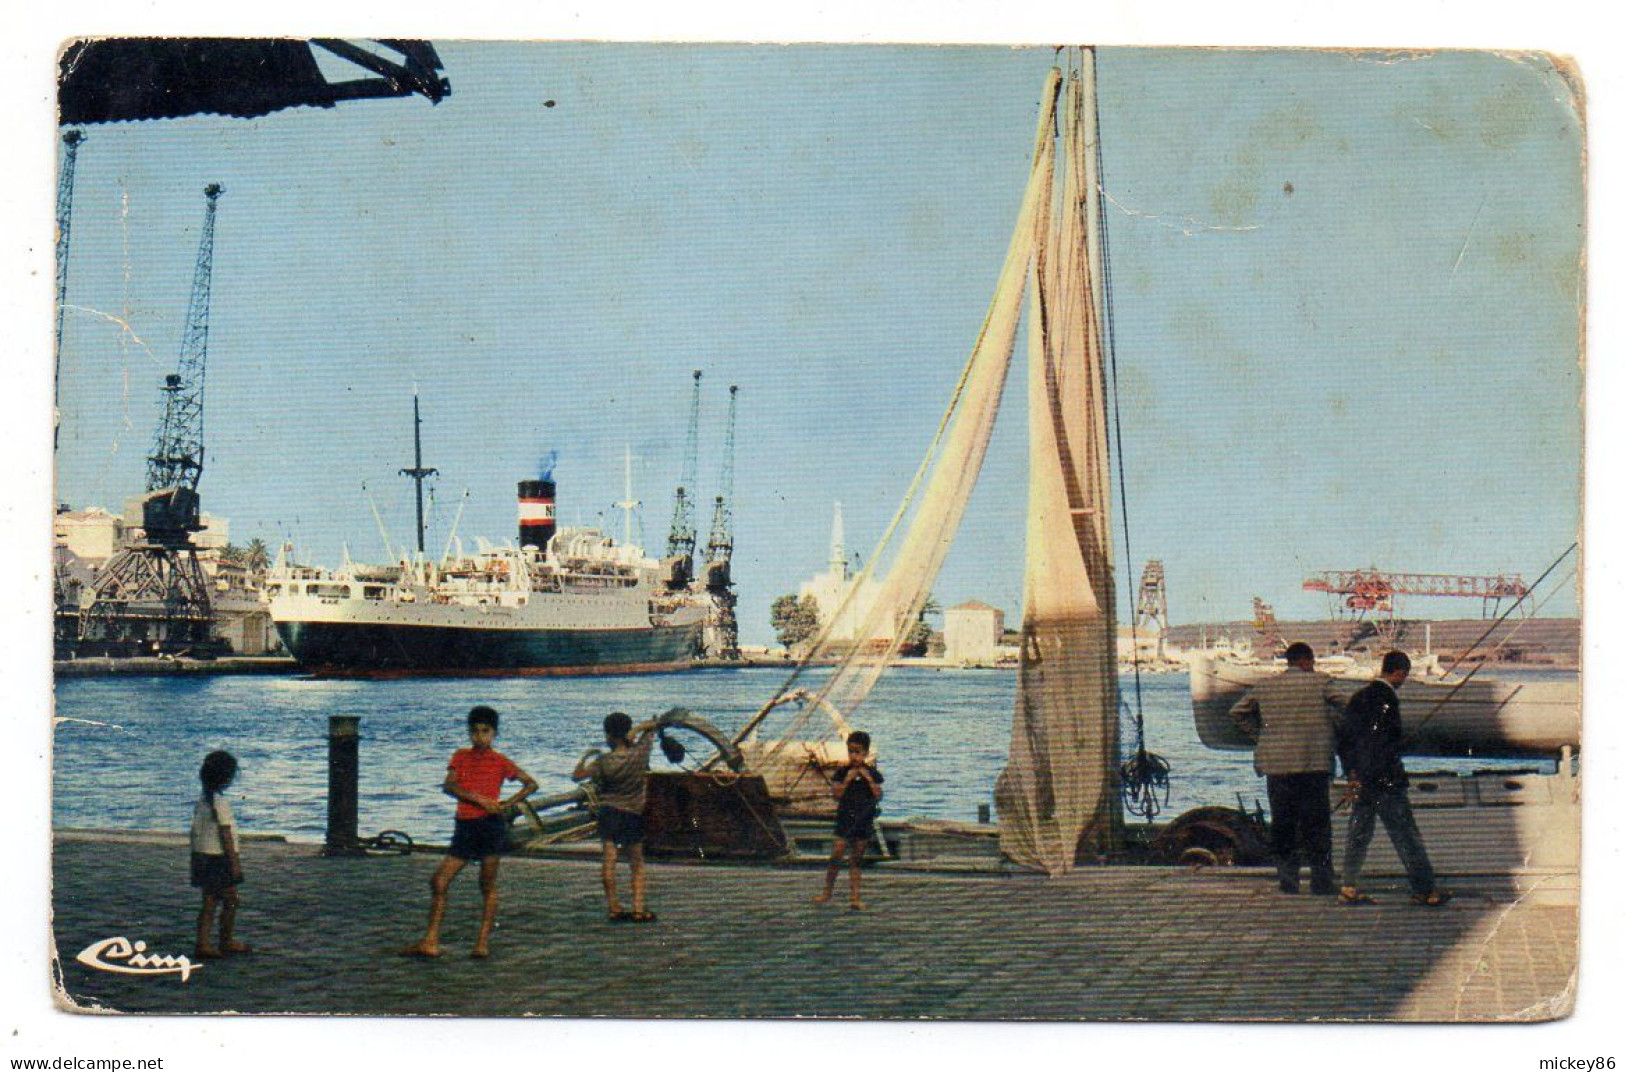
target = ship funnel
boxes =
[518,479,556,551]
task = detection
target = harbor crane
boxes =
[79,184,225,656]
[55,129,86,443]
[1302,567,1531,648]
[52,131,88,646]
[703,385,740,660]
[665,369,703,586]
[1131,559,1169,660]
[1251,596,1285,655]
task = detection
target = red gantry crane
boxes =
[1302,568,1530,647]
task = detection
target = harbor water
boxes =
[52,666,1556,843]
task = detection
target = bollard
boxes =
[324,715,365,857]
[977,803,991,824]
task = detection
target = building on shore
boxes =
[53,502,281,656]
[53,506,130,560]
[945,601,1005,665]
[1116,624,1167,664]
[797,501,893,646]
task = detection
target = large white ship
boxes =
[267,475,709,676]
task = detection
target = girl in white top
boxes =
[190,750,249,958]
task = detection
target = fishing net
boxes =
[727,70,1066,806]
[732,64,1123,874]
[995,61,1121,873]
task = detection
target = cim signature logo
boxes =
[75,937,201,982]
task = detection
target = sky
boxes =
[51,45,1584,644]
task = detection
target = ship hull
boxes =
[275,619,704,677]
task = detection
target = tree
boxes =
[770,593,821,654]
[244,538,270,577]
[900,594,941,657]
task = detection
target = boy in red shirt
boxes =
[404,706,537,958]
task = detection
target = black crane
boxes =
[703,385,740,659]
[52,130,88,649]
[55,129,86,446]
[665,369,703,586]
[78,184,225,656]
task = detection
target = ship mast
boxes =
[615,444,640,548]
[399,385,438,556]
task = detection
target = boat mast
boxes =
[616,444,640,548]
[399,385,438,556]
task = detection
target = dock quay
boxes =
[53,654,300,677]
[52,830,1575,1021]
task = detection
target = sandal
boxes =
[1337,888,1375,905]
[1411,890,1453,907]
[608,911,634,923]
[630,911,658,924]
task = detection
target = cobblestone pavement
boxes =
[51,834,1576,1021]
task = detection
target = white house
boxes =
[945,600,1005,665]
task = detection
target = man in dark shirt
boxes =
[1336,650,1451,906]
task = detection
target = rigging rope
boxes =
[1088,49,1170,817]
[1118,698,1171,820]
[1402,541,1578,745]
[726,305,992,751]
[729,73,1061,763]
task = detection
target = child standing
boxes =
[191,750,249,959]
[814,731,884,911]
[573,711,658,923]
[404,706,537,958]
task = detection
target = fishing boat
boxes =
[1189,654,1580,759]
[517,51,1130,872]
[515,52,1580,886]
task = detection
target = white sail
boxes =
[739,69,1066,783]
[742,62,1122,871]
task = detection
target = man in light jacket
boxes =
[1230,642,1344,895]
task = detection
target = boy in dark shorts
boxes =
[573,711,657,923]
[404,706,536,958]
[814,730,884,910]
